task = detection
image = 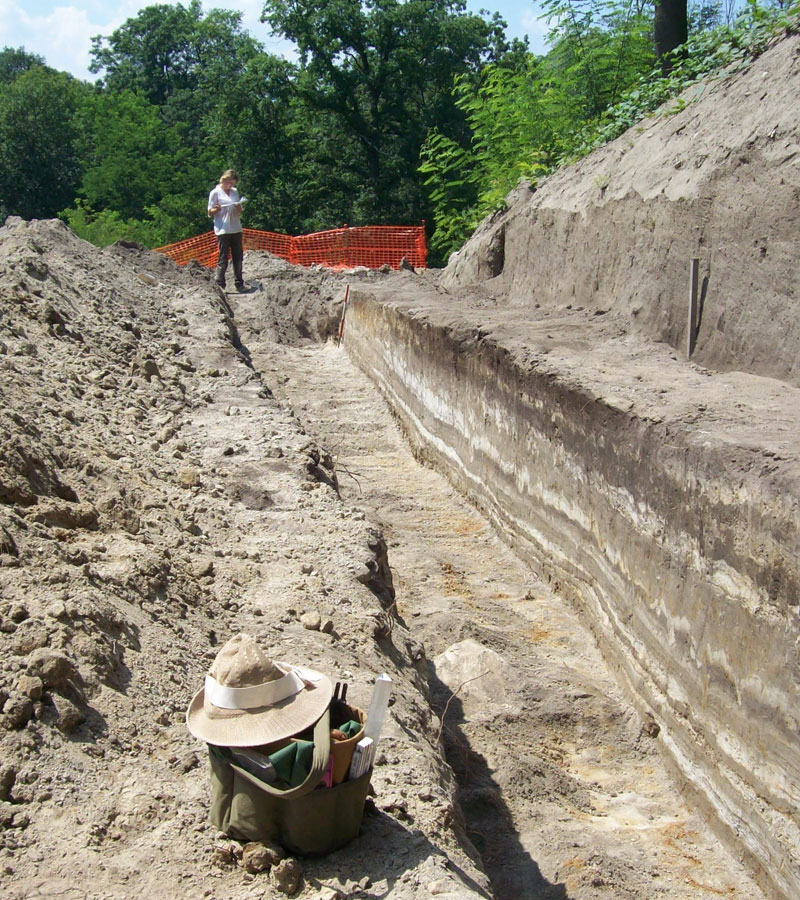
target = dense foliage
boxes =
[0,0,797,262]
[421,0,800,256]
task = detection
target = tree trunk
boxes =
[654,0,688,74]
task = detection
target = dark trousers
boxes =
[215,232,244,287]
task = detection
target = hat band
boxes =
[205,663,308,710]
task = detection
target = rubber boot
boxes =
[214,265,226,288]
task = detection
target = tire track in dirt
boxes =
[248,338,764,900]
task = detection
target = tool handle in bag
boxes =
[227,708,331,799]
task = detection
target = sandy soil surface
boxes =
[0,223,487,900]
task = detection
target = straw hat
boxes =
[186,633,333,747]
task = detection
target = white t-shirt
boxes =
[208,184,243,235]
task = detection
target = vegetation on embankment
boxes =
[0,0,797,263]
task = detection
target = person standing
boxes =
[208,169,246,291]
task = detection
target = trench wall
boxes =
[441,33,800,389]
[344,293,800,900]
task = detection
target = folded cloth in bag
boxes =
[208,708,372,856]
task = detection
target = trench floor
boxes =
[252,338,764,900]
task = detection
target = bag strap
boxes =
[227,707,332,799]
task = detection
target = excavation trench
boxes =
[233,312,765,900]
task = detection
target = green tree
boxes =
[76,89,167,220]
[0,66,88,220]
[420,0,659,258]
[89,0,262,105]
[541,0,656,120]
[63,85,223,245]
[78,1,272,244]
[419,56,553,256]
[261,0,517,226]
[0,46,46,83]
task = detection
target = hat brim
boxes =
[186,669,333,747]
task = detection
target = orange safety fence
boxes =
[154,224,426,271]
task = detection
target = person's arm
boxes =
[208,189,221,217]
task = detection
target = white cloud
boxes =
[1,1,144,79]
[0,0,291,80]
[521,8,551,53]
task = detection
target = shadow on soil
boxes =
[428,666,570,900]
[312,804,492,898]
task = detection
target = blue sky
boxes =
[1,0,550,80]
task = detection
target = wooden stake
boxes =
[337,284,350,347]
[688,258,699,356]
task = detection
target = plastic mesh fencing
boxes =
[154,225,426,271]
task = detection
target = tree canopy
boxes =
[0,65,88,221]
[89,0,262,104]
[260,0,516,225]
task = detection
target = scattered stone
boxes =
[12,811,30,830]
[26,649,81,693]
[64,548,89,566]
[134,358,161,382]
[0,765,17,801]
[320,618,334,634]
[212,840,242,867]
[1,692,35,730]
[45,693,85,734]
[192,558,215,578]
[26,500,99,531]
[10,620,49,655]
[9,604,28,624]
[315,887,345,900]
[242,840,284,873]
[16,675,43,701]
[179,467,201,488]
[44,599,67,619]
[300,611,321,631]
[177,751,199,774]
[270,858,302,896]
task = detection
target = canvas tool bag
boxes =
[207,707,371,856]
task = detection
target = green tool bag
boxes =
[207,708,372,856]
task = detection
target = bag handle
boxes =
[227,707,332,799]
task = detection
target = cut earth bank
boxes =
[337,27,800,900]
